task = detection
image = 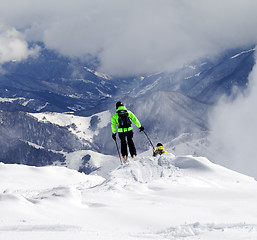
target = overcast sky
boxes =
[0,0,257,75]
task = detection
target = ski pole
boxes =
[114,139,123,164]
[142,130,155,151]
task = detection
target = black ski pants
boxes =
[118,130,136,157]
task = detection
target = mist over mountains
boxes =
[1,2,257,239]
[0,43,255,174]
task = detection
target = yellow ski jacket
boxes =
[153,146,168,156]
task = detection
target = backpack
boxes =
[117,110,132,128]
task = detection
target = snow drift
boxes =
[0,154,257,240]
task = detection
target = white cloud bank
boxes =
[0,0,257,75]
[209,49,257,178]
[0,25,39,64]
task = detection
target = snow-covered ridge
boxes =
[0,97,33,106]
[1,154,256,239]
[230,48,255,59]
[100,154,255,190]
[29,111,111,142]
[83,66,112,80]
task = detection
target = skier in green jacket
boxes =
[111,101,144,161]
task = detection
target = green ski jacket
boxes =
[111,106,142,134]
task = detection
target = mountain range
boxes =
[0,43,255,173]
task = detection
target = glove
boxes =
[112,133,116,141]
[139,126,144,132]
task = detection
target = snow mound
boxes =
[174,155,211,170]
[100,154,255,191]
[0,162,105,206]
[0,156,257,240]
[0,162,104,192]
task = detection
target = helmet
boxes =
[156,143,163,147]
[116,101,124,109]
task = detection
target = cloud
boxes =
[0,25,40,64]
[209,50,257,179]
[0,0,257,75]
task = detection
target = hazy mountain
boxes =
[0,110,92,166]
[0,44,255,172]
[0,45,121,114]
[129,47,255,103]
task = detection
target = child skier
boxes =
[153,143,168,157]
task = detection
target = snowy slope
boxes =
[63,150,120,178]
[95,90,211,156]
[29,111,111,142]
[0,154,257,240]
[164,131,215,159]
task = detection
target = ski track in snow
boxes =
[136,223,257,240]
[0,154,257,240]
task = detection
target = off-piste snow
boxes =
[0,153,257,240]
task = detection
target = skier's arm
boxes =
[111,114,118,134]
[128,111,141,128]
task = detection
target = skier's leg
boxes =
[118,132,128,158]
[127,131,137,157]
